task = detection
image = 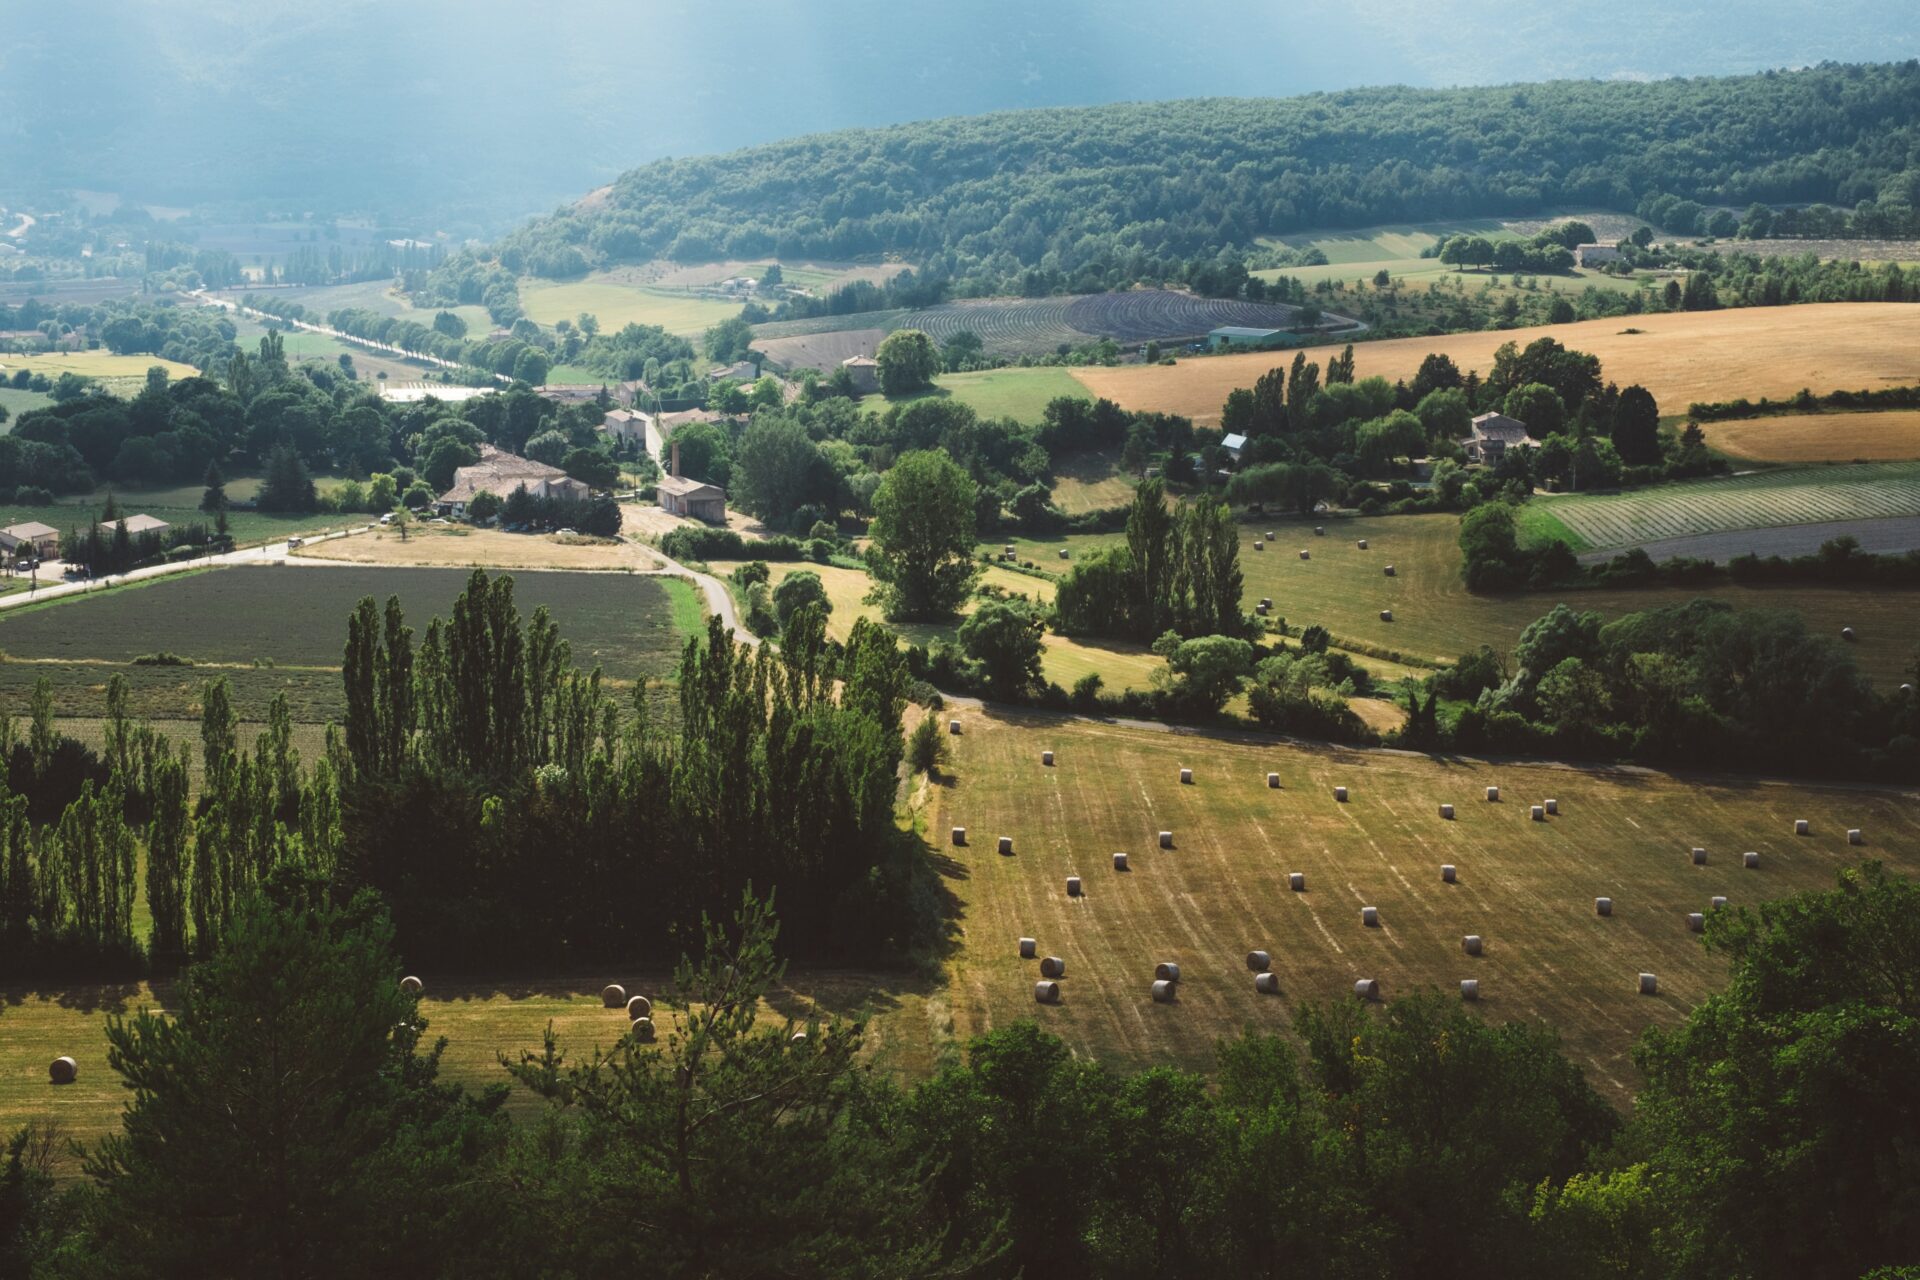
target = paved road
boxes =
[0,526,373,613]
[644,545,757,647]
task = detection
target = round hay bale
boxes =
[1019,937,1037,959]
[1255,971,1282,994]
[48,1056,76,1085]
[1687,912,1706,933]
[791,1031,808,1044]
[1005,544,1016,554]
[1691,847,1707,866]
[630,1016,656,1043]
[1849,828,1864,846]
[1267,772,1281,788]
[1113,851,1129,871]
[1253,540,1264,551]
[1034,980,1060,1004]
[1531,805,1546,822]
[1180,767,1193,784]
[399,975,423,995]
[1743,851,1760,869]
[1299,549,1310,560]
[1639,973,1658,995]
[1042,750,1054,766]
[1379,610,1393,623]
[1260,597,1273,610]
[1312,526,1323,536]
[1486,786,1500,802]
[1361,906,1380,928]
[948,719,962,735]
[998,835,1014,856]
[1246,950,1271,972]
[1065,876,1083,898]
[1355,978,1380,1001]
[1463,934,1483,956]
[951,827,967,847]
[1545,799,1559,815]
[1795,819,1810,836]
[1357,538,1369,550]
[1439,803,1454,819]
[1460,979,1480,1001]
[601,984,627,1009]
[1151,979,1176,1003]
[1040,955,1065,979]
[1289,872,1306,891]
[1841,626,1856,641]
[1333,785,1348,802]
[1159,830,1174,849]
[1710,895,1727,910]
[1155,961,1181,982]
[1441,864,1457,884]
[626,994,652,1019]
[1255,601,1270,615]
[1596,897,1613,916]
[1901,682,1915,694]
[1384,564,1396,577]
[1058,548,1069,560]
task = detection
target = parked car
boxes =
[287,537,304,549]
[378,512,394,525]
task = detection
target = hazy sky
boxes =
[2,0,1916,226]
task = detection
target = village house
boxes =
[1460,411,1538,464]
[707,360,759,383]
[532,383,607,406]
[656,440,727,523]
[0,520,59,561]
[644,407,725,467]
[436,444,590,519]
[602,407,647,445]
[1574,243,1623,268]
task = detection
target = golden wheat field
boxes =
[1698,410,1920,462]
[1072,304,1920,423]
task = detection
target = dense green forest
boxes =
[435,63,1920,306]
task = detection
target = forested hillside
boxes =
[448,64,1920,300]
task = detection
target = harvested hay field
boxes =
[1700,410,1920,463]
[1048,449,1137,514]
[928,712,1920,1098]
[0,969,942,1164]
[1076,303,1920,424]
[292,524,665,571]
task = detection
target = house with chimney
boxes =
[656,439,727,523]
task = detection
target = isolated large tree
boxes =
[866,449,979,619]
[876,329,939,397]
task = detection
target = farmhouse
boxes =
[616,379,649,407]
[0,521,59,560]
[437,444,590,518]
[842,355,880,394]
[1461,411,1537,464]
[1209,325,1284,349]
[1574,243,1623,268]
[657,441,727,523]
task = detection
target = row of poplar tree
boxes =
[1054,477,1245,641]
[0,569,926,975]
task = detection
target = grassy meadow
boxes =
[904,366,1092,423]
[519,274,741,335]
[997,512,1920,687]
[0,474,368,549]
